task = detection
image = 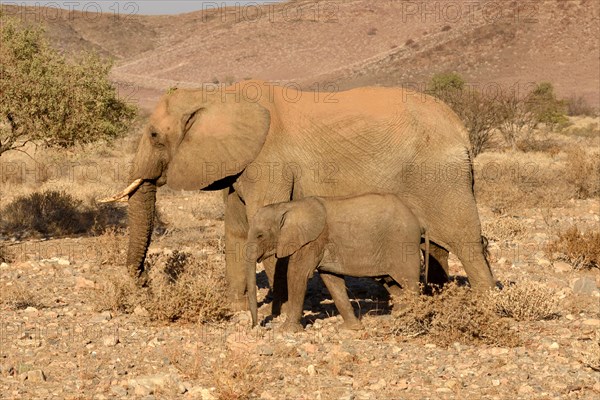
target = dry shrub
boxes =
[0,245,14,263]
[475,154,569,212]
[213,351,266,400]
[566,122,600,138]
[564,147,600,199]
[391,282,517,346]
[95,227,127,265]
[0,190,126,239]
[482,215,527,241]
[0,282,44,310]
[546,225,600,270]
[515,137,561,156]
[566,95,596,117]
[92,272,140,313]
[491,281,560,321]
[93,250,231,323]
[145,251,231,323]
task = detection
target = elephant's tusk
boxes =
[98,178,144,203]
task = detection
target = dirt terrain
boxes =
[0,121,599,399]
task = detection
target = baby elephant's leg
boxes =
[320,272,363,330]
[281,258,313,333]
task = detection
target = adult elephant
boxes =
[102,80,495,311]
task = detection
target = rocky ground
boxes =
[0,186,598,399]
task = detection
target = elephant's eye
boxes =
[256,233,264,239]
[150,132,158,139]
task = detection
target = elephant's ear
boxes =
[166,90,271,190]
[277,198,326,258]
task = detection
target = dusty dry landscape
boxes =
[1,1,599,399]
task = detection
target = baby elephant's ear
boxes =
[277,198,326,258]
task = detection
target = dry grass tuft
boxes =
[391,282,518,347]
[474,152,569,213]
[491,281,560,321]
[92,272,141,313]
[482,215,527,241]
[144,251,231,323]
[93,251,231,323]
[0,282,44,310]
[546,225,600,270]
[95,227,127,265]
[0,245,14,263]
[213,351,266,400]
[564,147,600,199]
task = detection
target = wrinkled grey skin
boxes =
[246,194,427,332]
[117,81,495,312]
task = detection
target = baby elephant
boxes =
[246,193,428,332]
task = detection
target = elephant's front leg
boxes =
[264,256,289,317]
[224,189,250,311]
[281,255,315,333]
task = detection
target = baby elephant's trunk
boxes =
[246,255,258,327]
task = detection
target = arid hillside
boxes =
[3,0,599,110]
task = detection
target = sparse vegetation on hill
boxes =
[0,15,136,157]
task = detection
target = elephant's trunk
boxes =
[126,181,156,285]
[246,249,258,327]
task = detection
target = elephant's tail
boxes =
[423,229,430,286]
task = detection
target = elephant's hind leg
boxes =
[426,243,450,286]
[320,272,363,330]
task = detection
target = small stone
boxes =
[369,378,386,390]
[573,277,598,295]
[397,379,409,390]
[57,258,71,266]
[582,319,600,327]
[553,261,572,273]
[301,343,318,354]
[549,342,560,350]
[111,386,127,397]
[102,335,119,347]
[0,262,9,269]
[489,347,509,356]
[518,384,534,395]
[307,365,317,376]
[537,258,551,267]
[260,391,276,399]
[492,379,500,386]
[445,379,458,389]
[90,311,112,323]
[24,306,38,314]
[497,257,507,265]
[133,305,149,317]
[424,343,437,348]
[185,387,216,400]
[134,385,153,396]
[259,345,274,356]
[27,369,46,382]
[75,276,95,289]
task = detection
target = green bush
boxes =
[0,16,136,156]
[527,82,568,129]
[428,73,501,157]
